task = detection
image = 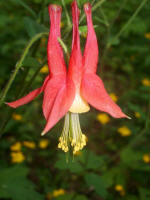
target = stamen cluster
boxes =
[58,113,87,154]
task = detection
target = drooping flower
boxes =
[7,1,129,154]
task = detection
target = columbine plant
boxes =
[7,1,129,154]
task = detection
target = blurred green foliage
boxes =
[0,0,150,200]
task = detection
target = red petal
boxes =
[41,77,75,135]
[81,73,128,118]
[7,76,49,108]
[83,3,98,74]
[42,75,66,120]
[48,5,66,76]
[68,0,82,87]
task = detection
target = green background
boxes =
[0,0,150,199]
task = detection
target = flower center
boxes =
[58,112,87,154]
[69,92,90,113]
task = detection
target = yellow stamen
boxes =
[58,113,87,154]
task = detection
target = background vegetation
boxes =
[0,0,150,199]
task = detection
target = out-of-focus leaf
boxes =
[24,17,48,37]
[0,165,44,200]
[74,195,88,200]
[79,150,105,170]
[125,195,138,200]
[121,147,150,171]
[22,57,41,68]
[84,173,108,198]
[55,154,83,173]
[47,0,72,5]
[139,188,150,200]
[10,0,37,18]
[55,193,74,200]
[107,36,120,46]
[79,25,98,34]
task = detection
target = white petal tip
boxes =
[126,116,131,120]
[41,131,45,136]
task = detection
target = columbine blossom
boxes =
[7,1,129,154]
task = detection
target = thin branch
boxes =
[111,0,148,46]
[0,32,49,107]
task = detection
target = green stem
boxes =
[58,37,70,62]
[61,0,72,27]
[63,0,107,40]
[110,0,128,29]
[20,62,46,96]
[40,0,46,23]
[0,61,46,137]
[0,32,48,107]
[17,0,37,19]
[110,0,148,46]
[99,6,109,27]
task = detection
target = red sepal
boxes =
[83,3,98,74]
[41,77,75,135]
[7,76,49,108]
[81,73,128,118]
[68,0,82,87]
[42,75,66,120]
[48,5,66,76]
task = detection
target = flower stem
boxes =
[0,32,48,107]
[58,37,70,62]
[0,61,46,137]
[108,0,148,47]
[61,0,72,28]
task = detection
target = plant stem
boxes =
[0,32,48,107]
[99,6,109,27]
[111,0,148,46]
[61,0,72,27]
[101,0,148,73]
[0,61,46,137]
[40,0,46,23]
[64,0,107,40]
[58,37,70,62]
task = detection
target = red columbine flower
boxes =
[7,1,129,154]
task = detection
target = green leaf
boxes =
[79,25,98,34]
[0,165,44,200]
[84,173,108,198]
[55,154,83,173]
[10,0,37,18]
[55,193,74,200]
[139,188,150,200]
[24,17,48,38]
[121,148,150,171]
[74,195,88,200]
[125,195,138,200]
[79,150,104,170]
[107,36,120,46]
[22,57,41,67]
